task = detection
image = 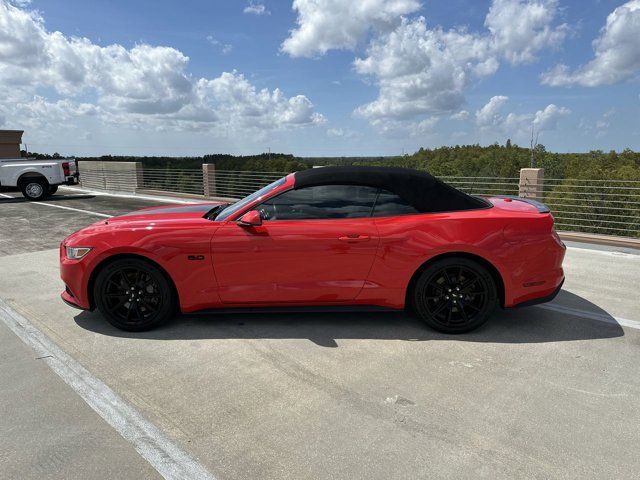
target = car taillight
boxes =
[62,162,70,176]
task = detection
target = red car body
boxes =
[60,172,565,316]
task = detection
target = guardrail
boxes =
[210,170,287,199]
[438,176,520,197]
[75,161,639,239]
[142,168,205,196]
[541,178,640,237]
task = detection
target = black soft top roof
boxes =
[293,166,487,213]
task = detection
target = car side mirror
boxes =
[237,210,262,227]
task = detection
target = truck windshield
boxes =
[214,177,286,221]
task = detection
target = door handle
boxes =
[338,235,370,242]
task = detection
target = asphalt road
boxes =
[0,188,171,255]
[1,187,639,480]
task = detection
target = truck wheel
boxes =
[94,258,177,331]
[20,178,48,201]
[48,185,58,196]
[412,258,497,334]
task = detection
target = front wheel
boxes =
[94,258,177,331]
[412,258,497,333]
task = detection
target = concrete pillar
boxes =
[519,168,544,201]
[203,163,216,197]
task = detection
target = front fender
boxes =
[62,223,220,312]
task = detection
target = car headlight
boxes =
[66,246,92,260]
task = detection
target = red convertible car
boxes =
[60,166,565,333]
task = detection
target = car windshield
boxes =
[214,177,287,221]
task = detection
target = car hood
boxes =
[111,202,223,221]
[66,202,225,241]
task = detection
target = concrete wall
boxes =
[78,161,142,193]
[0,130,23,159]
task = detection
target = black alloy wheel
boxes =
[413,258,497,333]
[94,258,176,331]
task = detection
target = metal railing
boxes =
[142,168,204,196]
[211,170,287,199]
[76,163,640,238]
[437,176,639,238]
[540,178,640,237]
[438,176,520,197]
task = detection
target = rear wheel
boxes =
[48,185,58,195]
[94,258,176,331]
[412,258,497,333]
[20,178,48,201]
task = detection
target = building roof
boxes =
[293,166,487,213]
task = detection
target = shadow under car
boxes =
[74,290,624,347]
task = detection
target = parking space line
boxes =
[0,193,112,218]
[536,303,640,330]
[0,299,217,480]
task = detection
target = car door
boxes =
[212,184,380,304]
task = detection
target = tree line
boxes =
[23,143,640,181]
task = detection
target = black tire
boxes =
[412,258,497,333]
[94,258,177,331]
[48,185,58,195]
[20,178,48,201]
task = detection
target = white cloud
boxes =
[0,1,323,135]
[243,1,270,16]
[475,96,509,128]
[0,2,46,72]
[326,127,360,139]
[485,0,568,65]
[451,110,470,120]
[409,117,439,136]
[475,96,569,136]
[532,103,570,130]
[206,35,232,55]
[350,0,566,127]
[281,0,420,58]
[198,71,326,130]
[541,0,640,86]
[353,17,497,122]
[7,96,99,129]
[365,116,439,138]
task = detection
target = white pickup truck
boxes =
[0,158,79,200]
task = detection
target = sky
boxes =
[0,0,638,157]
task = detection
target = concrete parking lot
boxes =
[1,187,640,480]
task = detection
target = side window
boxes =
[372,189,419,217]
[258,185,378,220]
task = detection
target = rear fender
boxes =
[16,170,49,188]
